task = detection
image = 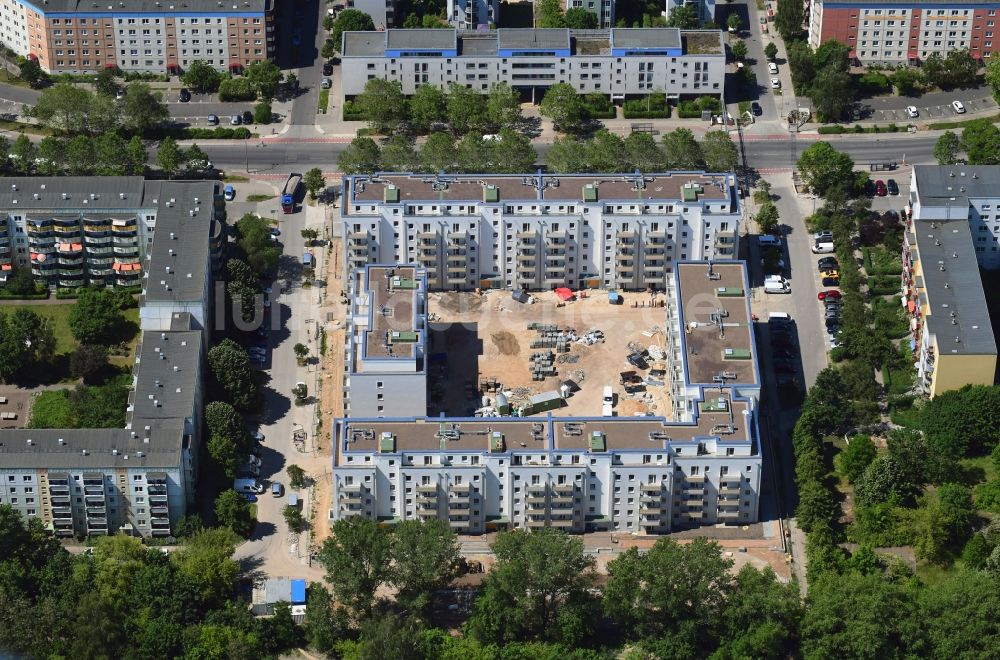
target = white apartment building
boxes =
[341,172,740,292]
[345,264,429,418]
[340,28,725,102]
[332,260,762,535]
[447,0,498,29]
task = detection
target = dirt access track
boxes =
[427,289,675,419]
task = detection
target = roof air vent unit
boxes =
[58,438,64,445]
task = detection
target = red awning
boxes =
[0,263,11,271]
[907,300,916,313]
[555,287,574,301]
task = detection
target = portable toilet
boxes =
[287,493,299,508]
[608,291,622,305]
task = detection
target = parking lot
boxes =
[862,87,996,123]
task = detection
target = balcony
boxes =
[526,519,547,528]
[617,232,637,244]
[48,484,69,495]
[550,496,574,507]
[526,504,547,515]
[150,506,169,517]
[448,499,471,510]
[517,253,536,264]
[549,518,574,527]
[416,484,438,494]
[51,495,71,506]
[647,231,666,244]
[552,482,574,494]
[641,483,663,492]
[416,508,438,518]
[527,483,547,494]
[525,496,546,504]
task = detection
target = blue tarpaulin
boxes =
[291,579,306,604]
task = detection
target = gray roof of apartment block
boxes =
[611,27,681,49]
[25,0,270,14]
[129,329,202,422]
[0,427,184,469]
[914,165,1000,203]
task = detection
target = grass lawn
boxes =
[246,194,276,202]
[15,303,77,354]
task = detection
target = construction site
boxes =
[426,288,677,420]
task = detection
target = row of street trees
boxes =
[351,79,525,135]
[26,81,169,136]
[339,130,537,175]
[0,133,147,177]
[934,118,1000,165]
[549,128,739,173]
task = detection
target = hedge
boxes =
[183,127,252,139]
[867,276,899,297]
[818,125,847,134]
[342,99,365,121]
[583,93,616,119]
[676,95,722,119]
[0,289,49,300]
[623,96,671,119]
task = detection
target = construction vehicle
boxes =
[281,173,302,213]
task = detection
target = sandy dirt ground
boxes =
[427,288,675,419]
[312,238,345,547]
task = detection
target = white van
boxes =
[603,386,614,405]
[758,235,782,248]
[811,241,835,254]
[768,311,792,323]
[602,403,615,417]
[763,275,791,294]
[234,478,263,494]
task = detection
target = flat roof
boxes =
[128,330,202,422]
[0,427,183,469]
[0,176,146,210]
[343,31,386,56]
[913,165,1000,201]
[610,27,680,49]
[356,265,421,360]
[142,180,218,303]
[340,395,753,454]
[681,30,724,55]
[498,28,570,50]
[676,262,758,386]
[386,28,457,51]
[911,217,997,355]
[348,173,734,205]
[18,0,270,13]
[460,33,499,56]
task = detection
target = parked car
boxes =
[820,269,840,279]
[179,88,191,102]
[865,179,876,197]
[952,100,966,114]
[242,493,258,502]
[822,277,840,287]
[813,230,833,242]
[875,180,887,196]
[751,101,763,116]
[768,62,778,74]
[758,235,782,248]
[230,114,242,126]
[272,482,284,497]
[321,78,332,89]
[224,185,236,201]
[817,257,839,271]
[887,179,899,196]
[812,240,835,254]
[817,289,842,301]
[252,430,265,442]
[242,110,254,124]
[323,62,334,76]
[627,352,649,370]
[770,78,781,89]
[207,114,219,125]
[906,105,919,118]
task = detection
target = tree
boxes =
[537,0,567,27]
[932,49,979,89]
[765,42,778,60]
[389,520,459,617]
[69,344,108,383]
[962,119,1000,165]
[253,100,272,124]
[92,132,128,176]
[586,130,627,172]
[486,128,537,173]
[207,340,258,410]
[205,401,248,450]
[94,67,119,97]
[243,60,283,100]
[331,9,374,54]
[797,141,856,196]
[802,571,922,659]
[919,570,1000,658]
[172,528,239,608]
[11,134,36,173]
[120,83,169,135]
[716,565,803,659]
[446,83,487,135]
[303,168,326,200]
[905,483,974,564]
[920,385,1000,457]
[214,490,255,537]
[338,136,381,174]
[156,137,181,177]
[419,132,457,173]
[662,127,706,169]
[18,57,48,88]
[539,83,589,134]
[28,82,111,135]
[565,7,598,28]
[891,67,927,96]
[304,584,351,653]
[283,505,305,532]
[604,537,732,645]
[355,78,407,133]
[727,13,742,32]
[775,0,805,40]
[486,82,522,129]
[756,201,780,235]
[317,517,392,618]
[181,60,222,93]
[293,342,310,365]
[2,266,36,296]
[125,135,147,175]
[467,528,596,645]
[810,66,855,121]
[667,4,700,28]
[934,130,963,165]
[702,130,739,172]
[286,464,306,489]
[835,436,877,483]
[183,143,210,171]
[68,289,125,345]
[64,135,95,175]
[854,454,918,507]
[548,136,591,173]
[623,132,667,171]
[731,40,748,61]
[217,77,256,101]
[380,135,419,171]
[409,85,447,132]
[233,213,282,276]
